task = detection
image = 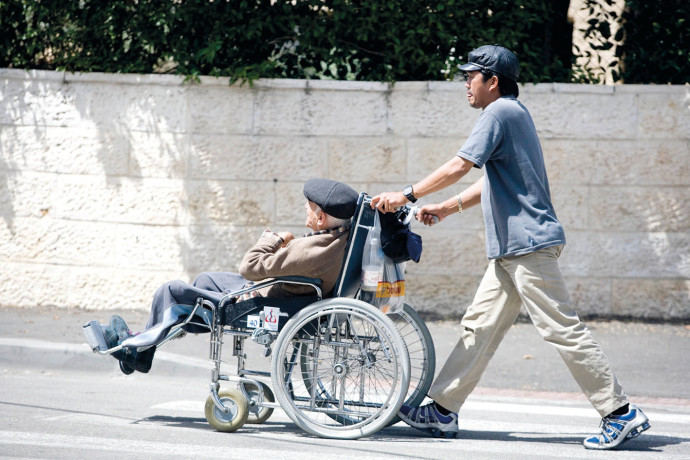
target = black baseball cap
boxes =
[303,178,359,219]
[458,45,520,82]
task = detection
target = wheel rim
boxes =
[214,397,240,423]
[204,388,248,432]
[272,300,409,438]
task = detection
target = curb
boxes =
[0,337,212,377]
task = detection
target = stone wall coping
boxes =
[2,68,687,95]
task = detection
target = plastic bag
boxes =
[375,258,405,314]
[360,212,405,314]
[361,213,385,296]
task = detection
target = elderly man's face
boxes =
[305,201,323,230]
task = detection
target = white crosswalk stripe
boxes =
[462,400,690,424]
[0,430,327,459]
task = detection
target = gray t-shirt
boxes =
[457,96,565,259]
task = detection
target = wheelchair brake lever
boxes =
[251,327,274,357]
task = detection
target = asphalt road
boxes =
[1,306,689,459]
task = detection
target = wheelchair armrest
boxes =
[218,276,324,309]
[273,275,322,286]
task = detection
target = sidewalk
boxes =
[2,305,690,406]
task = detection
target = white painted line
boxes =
[152,398,690,426]
[151,400,204,412]
[0,337,91,353]
[462,400,690,424]
[0,430,328,459]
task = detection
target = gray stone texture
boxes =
[1,69,688,320]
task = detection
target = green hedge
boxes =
[3,1,687,84]
[0,0,573,83]
[617,0,689,84]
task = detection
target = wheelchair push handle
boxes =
[397,204,439,225]
[360,194,439,225]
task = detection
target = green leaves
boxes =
[617,0,689,83]
[13,0,686,84]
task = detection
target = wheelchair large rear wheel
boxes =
[271,298,410,439]
[300,302,435,427]
[386,303,435,424]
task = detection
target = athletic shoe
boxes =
[118,347,156,374]
[109,315,133,342]
[398,402,459,438]
[583,404,650,450]
[101,325,119,349]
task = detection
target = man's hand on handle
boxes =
[416,203,447,226]
[371,191,445,227]
[370,191,408,213]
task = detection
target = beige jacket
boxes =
[239,229,350,298]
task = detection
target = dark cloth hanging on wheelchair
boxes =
[378,210,423,263]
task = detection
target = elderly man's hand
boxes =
[278,232,294,247]
[370,191,408,213]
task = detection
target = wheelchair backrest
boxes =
[333,193,376,298]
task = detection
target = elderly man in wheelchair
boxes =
[83,178,435,440]
[86,178,358,374]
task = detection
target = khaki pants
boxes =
[429,245,628,417]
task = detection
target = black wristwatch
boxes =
[403,185,417,203]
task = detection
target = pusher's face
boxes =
[465,70,498,109]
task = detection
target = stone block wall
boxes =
[1,69,688,320]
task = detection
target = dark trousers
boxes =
[145,272,248,330]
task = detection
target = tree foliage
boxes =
[617,0,689,84]
[0,0,574,83]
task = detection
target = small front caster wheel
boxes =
[242,381,275,424]
[204,388,249,432]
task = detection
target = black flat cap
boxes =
[303,178,359,219]
[458,44,519,82]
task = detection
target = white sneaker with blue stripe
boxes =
[583,404,650,450]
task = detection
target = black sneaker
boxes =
[109,315,133,342]
[102,325,119,349]
[119,347,156,374]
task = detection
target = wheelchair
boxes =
[83,194,435,439]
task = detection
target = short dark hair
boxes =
[480,70,519,98]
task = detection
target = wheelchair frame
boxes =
[87,193,435,439]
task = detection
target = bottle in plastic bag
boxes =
[379,262,405,314]
[360,234,384,305]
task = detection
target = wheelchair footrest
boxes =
[82,320,108,352]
